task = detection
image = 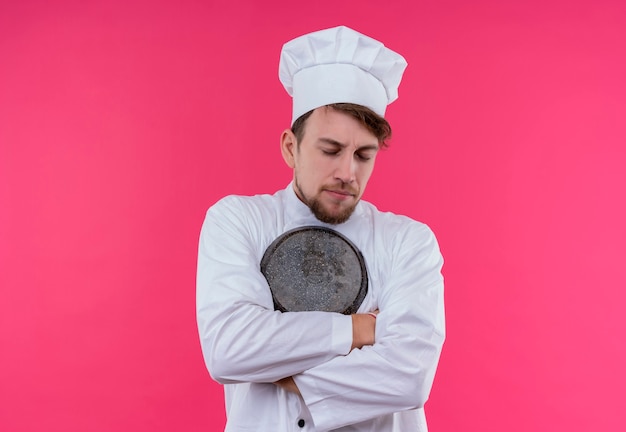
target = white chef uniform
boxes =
[196,183,445,431]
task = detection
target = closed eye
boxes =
[356,152,374,161]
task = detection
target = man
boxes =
[197,26,445,431]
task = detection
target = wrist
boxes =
[351,313,376,351]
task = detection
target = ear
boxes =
[280,129,297,169]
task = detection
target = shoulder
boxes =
[200,190,284,244]
[361,204,444,289]
[357,201,442,271]
[199,190,287,256]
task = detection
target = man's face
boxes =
[281,107,380,224]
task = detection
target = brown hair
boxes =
[291,103,392,148]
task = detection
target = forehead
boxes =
[303,107,379,147]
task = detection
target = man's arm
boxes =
[292,223,445,430]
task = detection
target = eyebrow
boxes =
[317,137,379,151]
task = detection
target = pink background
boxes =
[1,0,625,431]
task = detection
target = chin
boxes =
[312,203,357,225]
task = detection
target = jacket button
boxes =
[298,419,305,428]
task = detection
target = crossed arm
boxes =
[273,311,378,395]
[197,200,445,429]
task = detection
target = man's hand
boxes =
[274,376,301,395]
[351,310,377,351]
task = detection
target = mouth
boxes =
[323,188,357,200]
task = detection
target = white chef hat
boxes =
[279,25,408,125]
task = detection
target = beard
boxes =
[294,178,359,225]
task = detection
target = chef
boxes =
[197,25,445,431]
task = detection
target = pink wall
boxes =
[1,1,625,431]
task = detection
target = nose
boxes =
[334,153,356,184]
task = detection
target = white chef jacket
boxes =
[196,183,445,432]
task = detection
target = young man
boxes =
[197,26,445,431]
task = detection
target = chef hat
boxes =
[279,25,408,125]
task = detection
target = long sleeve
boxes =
[293,221,445,431]
[196,195,353,385]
